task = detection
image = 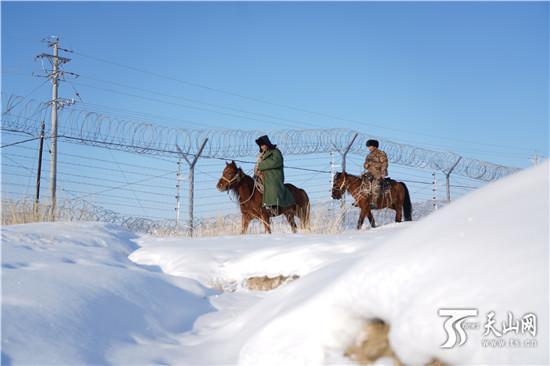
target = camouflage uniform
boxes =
[363,148,389,206]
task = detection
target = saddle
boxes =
[361,174,393,194]
[382,177,393,191]
[355,175,393,209]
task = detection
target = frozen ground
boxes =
[2,162,548,365]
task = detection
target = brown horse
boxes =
[216,161,310,234]
[331,172,412,229]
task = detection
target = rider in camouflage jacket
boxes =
[363,139,388,206]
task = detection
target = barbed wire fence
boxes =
[2,94,521,235]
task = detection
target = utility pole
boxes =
[35,36,78,220]
[34,121,46,215]
[49,40,59,218]
[529,152,541,166]
[176,139,208,237]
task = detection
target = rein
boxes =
[224,170,257,206]
[338,175,347,191]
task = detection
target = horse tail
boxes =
[400,182,413,221]
[298,189,311,230]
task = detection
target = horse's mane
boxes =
[228,167,254,201]
[341,171,362,183]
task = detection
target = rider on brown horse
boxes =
[255,135,295,215]
[363,139,389,207]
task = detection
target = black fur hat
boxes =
[255,135,276,150]
[366,139,379,148]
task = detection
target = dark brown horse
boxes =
[216,161,310,234]
[331,172,412,229]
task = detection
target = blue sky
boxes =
[1,1,549,221]
[3,2,549,161]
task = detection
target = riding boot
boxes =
[370,180,381,209]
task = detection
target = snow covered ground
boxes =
[1,223,215,365]
[2,162,548,365]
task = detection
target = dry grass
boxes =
[1,199,172,235]
[2,199,96,226]
[191,202,354,237]
[246,274,300,291]
[2,198,418,237]
[345,319,447,366]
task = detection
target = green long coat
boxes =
[258,148,295,208]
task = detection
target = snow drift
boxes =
[130,162,548,365]
[1,223,213,365]
[234,162,549,365]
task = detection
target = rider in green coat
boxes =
[255,135,295,210]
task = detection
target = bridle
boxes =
[220,170,243,187]
[222,169,257,205]
[334,173,348,195]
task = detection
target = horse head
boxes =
[331,172,348,200]
[216,160,241,192]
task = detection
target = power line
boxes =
[109,149,149,217]
[71,50,536,152]
[1,182,174,206]
[70,82,225,129]
[7,143,176,173]
[3,163,174,189]
[1,72,539,156]
[73,75,321,129]
[1,136,42,148]
[1,78,50,116]
[3,151,176,181]
[70,80,320,130]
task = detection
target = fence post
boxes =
[331,133,358,211]
[329,150,339,199]
[341,132,358,174]
[176,139,208,237]
[175,158,184,232]
[432,172,438,211]
[445,156,462,203]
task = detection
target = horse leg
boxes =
[261,210,272,234]
[285,210,298,234]
[367,208,376,228]
[394,204,403,223]
[241,214,252,234]
[357,207,367,230]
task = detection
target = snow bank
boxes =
[1,222,213,365]
[130,223,411,290]
[132,163,548,365]
[235,162,549,365]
